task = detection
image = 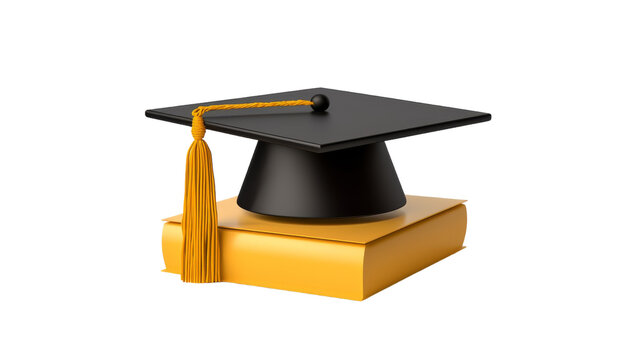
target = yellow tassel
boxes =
[182,99,315,283]
[182,115,219,282]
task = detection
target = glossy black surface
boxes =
[146,88,491,153]
[237,141,406,218]
[310,94,330,112]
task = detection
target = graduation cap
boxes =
[146,88,490,283]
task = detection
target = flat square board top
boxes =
[146,87,491,153]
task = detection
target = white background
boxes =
[1,1,641,358]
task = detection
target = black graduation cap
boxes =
[146,88,490,218]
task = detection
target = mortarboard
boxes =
[146,88,490,284]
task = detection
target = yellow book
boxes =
[162,195,467,300]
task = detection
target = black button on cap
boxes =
[310,94,330,112]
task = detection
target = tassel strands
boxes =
[182,114,219,282]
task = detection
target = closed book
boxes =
[162,195,467,300]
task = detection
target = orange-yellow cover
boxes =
[162,195,467,300]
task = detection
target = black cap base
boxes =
[237,141,406,218]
